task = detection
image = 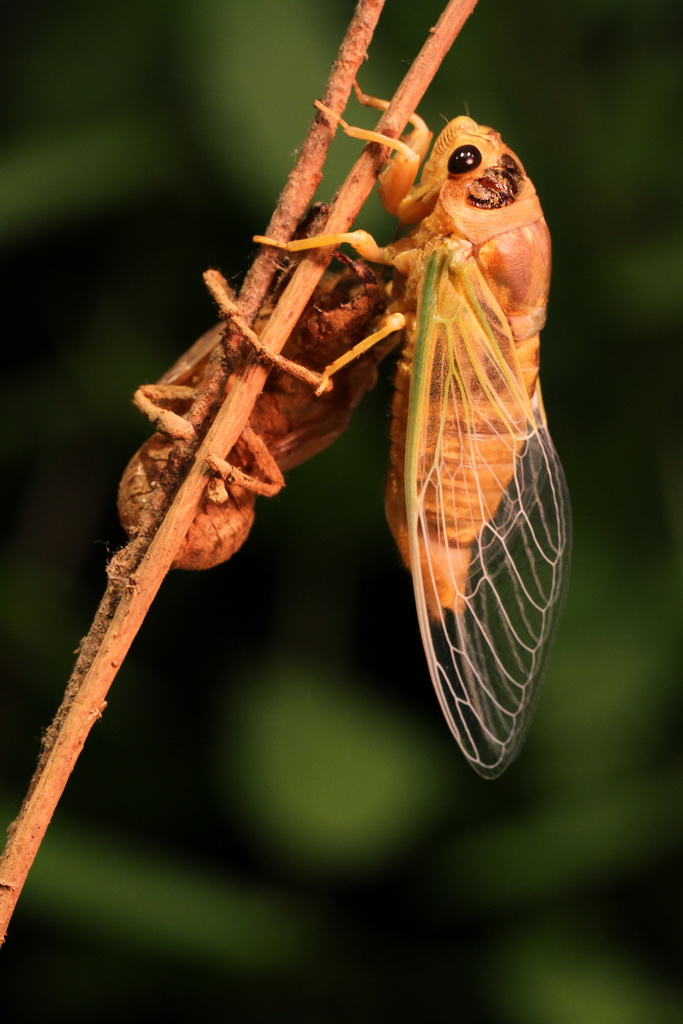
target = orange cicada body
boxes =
[256,98,571,777]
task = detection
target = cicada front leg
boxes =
[314,91,432,218]
[351,82,432,158]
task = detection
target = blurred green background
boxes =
[1,0,682,1019]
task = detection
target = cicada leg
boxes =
[351,82,432,159]
[205,426,284,502]
[314,93,431,218]
[315,100,421,216]
[253,227,392,266]
[313,311,405,395]
[133,383,198,441]
[349,83,433,214]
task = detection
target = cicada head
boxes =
[411,117,544,247]
[397,116,537,238]
[428,116,528,209]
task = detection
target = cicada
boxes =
[255,96,571,777]
[118,254,389,569]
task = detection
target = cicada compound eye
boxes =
[447,145,482,175]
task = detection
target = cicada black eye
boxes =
[447,145,482,175]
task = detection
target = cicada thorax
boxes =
[385,122,552,618]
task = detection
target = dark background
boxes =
[1,0,682,1019]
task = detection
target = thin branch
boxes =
[0,0,479,945]
[238,0,390,324]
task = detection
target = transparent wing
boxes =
[405,253,571,778]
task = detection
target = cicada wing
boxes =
[418,402,571,777]
[405,253,571,778]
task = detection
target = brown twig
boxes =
[238,0,390,324]
[0,0,479,945]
